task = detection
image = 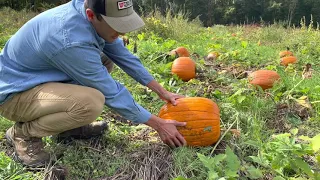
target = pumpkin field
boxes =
[1,7,320,180]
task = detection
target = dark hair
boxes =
[84,0,105,21]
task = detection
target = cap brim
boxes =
[101,11,145,33]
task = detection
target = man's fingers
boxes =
[169,94,184,106]
[174,121,187,127]
[172,136,182,147]
[177,133,187,146]
[165,139,176,148]
[170,98,177,106]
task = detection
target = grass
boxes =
[0,7,320,179]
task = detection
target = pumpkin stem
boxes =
[174,50,179,59]
[286,47,290,51]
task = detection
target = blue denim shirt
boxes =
[0,0,154,123]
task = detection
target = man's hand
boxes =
[146,80,184,105]
[145,115,187,148]
[158,91,184,106]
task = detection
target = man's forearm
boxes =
[146,80,167,97]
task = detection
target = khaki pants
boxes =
[0,52,113,138]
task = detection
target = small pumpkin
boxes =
[248,70,281,90]
[171,57,196,81]
[280,56,297,66]
[279,48,293,58]
[169,47,190,57]
[158,97,220,147]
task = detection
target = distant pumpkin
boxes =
[248,70,281,90]
[171,57,196,81]
[280,56,297,66]
[158,97,220,147]
[169,47,190,57]
[279,48,294,58]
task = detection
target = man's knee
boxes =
[73,88,105,124]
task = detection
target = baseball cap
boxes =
[96,0,145,33]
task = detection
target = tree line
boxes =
[1,0,319,27]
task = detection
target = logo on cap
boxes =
[117,0,133,10]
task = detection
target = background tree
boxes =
[1,0,319,27]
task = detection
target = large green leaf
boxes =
[290,157,313,177]
[225,146,240,177]
[311,134,320,152]
[246,166,263,179]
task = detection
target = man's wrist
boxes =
[146,80,167,96]
[144,114,163,131]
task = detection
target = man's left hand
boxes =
[159,91,184,106]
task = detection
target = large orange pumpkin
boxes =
[280,56,297,66]
[158,97,220,147]
[248,70,281,90]
[171,57,196,81]
[169,47,190,57]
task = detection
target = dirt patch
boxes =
[101,110,136,126]
[267,103,292,133]
[201,61,253,80]
[266,101,312,133]
[44,166,68,180]
[100,143,173,180]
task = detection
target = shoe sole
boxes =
[5,129,47,168]
[5,129,24,165]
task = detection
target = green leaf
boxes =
[241,41,248,48]
[298,135,312,141]
[212,44,222,49]
[197,153,216,172]
[287,115,302,126]
[248,155,269,167]
[225,146,240,177]
[273,177,286,180]
[317,155,320,165]
[173,176,189,180]
[213,154,226,165]
[208,171,219,180]
[246,166,263,179]
[271,154,285,170]
[311,134,320,152]
[244,140,261,148]
[290,128,299,136]
[271,133,291,139]
[217,178,226,180]
[237,96,246,103]
[290,157,313,176]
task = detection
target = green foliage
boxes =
[0,152,41,179]
[248,129,320,178]
[197,146,263,179]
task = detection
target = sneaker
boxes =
[56,121,108,142]
[5,123,51,167]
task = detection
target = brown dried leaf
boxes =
[302,63,313,79]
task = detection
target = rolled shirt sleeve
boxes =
[50,45,151,124]
[102,38,154,86]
